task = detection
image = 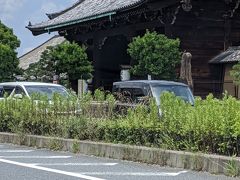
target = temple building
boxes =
[27,0,240,97]
[19,36,65,70]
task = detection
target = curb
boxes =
[0,132,239,177]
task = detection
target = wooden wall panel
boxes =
[164,0,231,96]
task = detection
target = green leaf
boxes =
[127,30,181,80]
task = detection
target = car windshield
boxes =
[151,85,194,105]
[0,87,3,98]
[25,85,68,100]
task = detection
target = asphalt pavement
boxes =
[0,143,236,180]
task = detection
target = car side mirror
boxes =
[14,94,23,99]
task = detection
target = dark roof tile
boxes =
[209,46,240,64]
[46,0,84,20]
[28,0,145,32]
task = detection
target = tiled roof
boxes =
[19,36,66,70]
[209,46,240,64]
[27,0,145,34]
[46,0,84,20]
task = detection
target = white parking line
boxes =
[0,150,34,153]
[0,156,71,159]
[80,171,188,176]
[29,163,118,166]
[0,158,105,180]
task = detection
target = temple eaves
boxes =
[26,0,147,36]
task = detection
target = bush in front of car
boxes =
[1,91,240,156]
[95,92,240,156]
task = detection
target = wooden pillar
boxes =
[224,17,232,50]
[165,23,173,38]
[93,34,102,90]
[124,30,137,68]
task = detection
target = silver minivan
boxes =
[113,80,194,106]
[0,82,69,100]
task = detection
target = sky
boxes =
[0,0,77,57]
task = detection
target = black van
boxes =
[113,80,194,105]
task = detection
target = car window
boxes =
[151,85,194,105]
[120,88,132,96]
[117,88,145,103]
[2,86,15,97]
[24,85,68,100]
[14,86,26,96]
[131,88,145,102]
[0,87,3,98]
[118,88,132,103]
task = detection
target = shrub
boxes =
[127,30,181,80]
[1,91,240,156]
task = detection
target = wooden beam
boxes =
[92,35,102,89]
[224,17,232,50]
[147,0,179,11]
[73,19,164,41]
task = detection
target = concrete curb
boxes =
[0,132,239,177]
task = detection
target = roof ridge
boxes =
[46,0,84,20]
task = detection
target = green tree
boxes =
[230,63,240,85]
[127,30,181,80]
[0,21,21,82]
[25,42,93,83]
[25,46,56,80]
[0,21,20,49]
[53,42,93,81]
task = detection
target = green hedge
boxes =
[0,92,240,156]
[96,93,240,156]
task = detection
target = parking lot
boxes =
[0,143,236,180]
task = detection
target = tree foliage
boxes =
[25,46,56,80]
[230,63,240,85]
[0,21,20,82]
[127,30,181,80]
[0,21,20,49]
[26,42,93,82]
[53,42,93,80]
[0,44,19,81]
